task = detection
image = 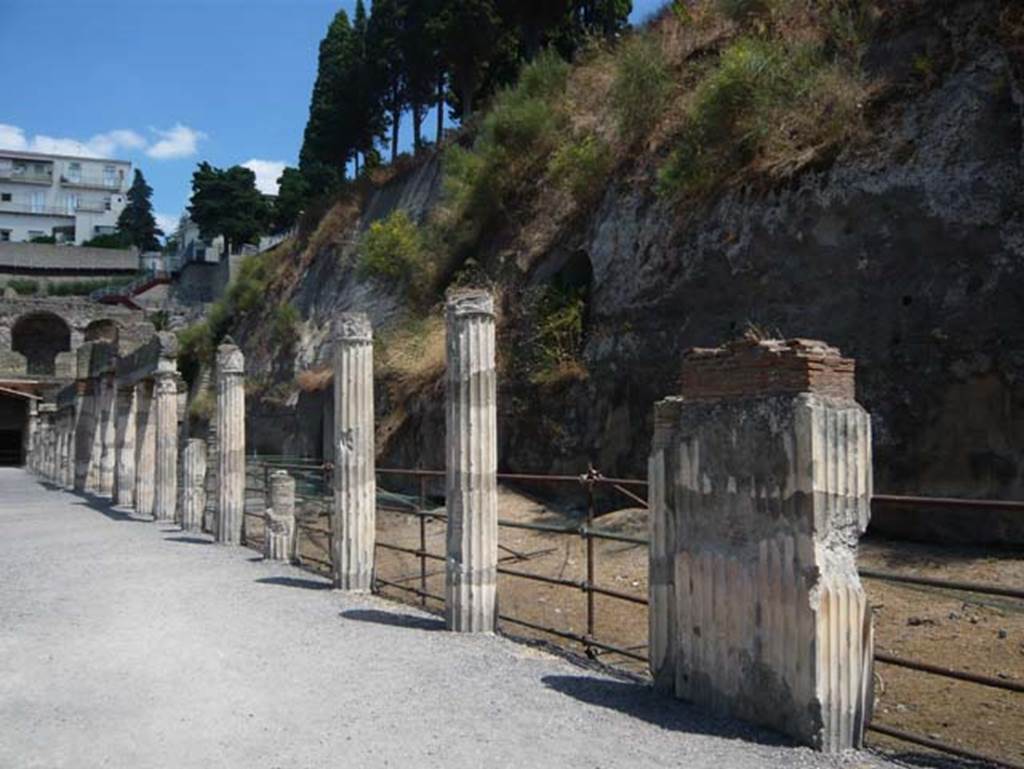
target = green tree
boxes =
[351,0,387,175]
[369,0,407,162]
[437,0,507,120]
[400,0,442,151]
[116,169,163,251]
[573,0,632,39]
[498,0,573,60]
[272,167,309,231]
[299,9,357,189]
[187,163,269,256]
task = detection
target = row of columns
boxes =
[27,292,873,753]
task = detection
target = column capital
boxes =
[217,340,245,375]
[331,312,373,343]
[445,289,494,319]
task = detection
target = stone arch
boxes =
[11,312,71,377]
[84,318,120,346]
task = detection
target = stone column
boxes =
[134,381,156,518]
[444,290,498,633]
[74,380,93,492]
[330,314,376,591]
[216,340,245,544]
[180,439,207,533]
[98,372,117,497]
[26,400,38,473]
[648,339,873,752]
[264,470,297,562]
[153,374,178,523]
[113,386,137,508]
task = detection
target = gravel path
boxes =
[0,468,897,769]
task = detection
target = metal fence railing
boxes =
[240,455,1023,769]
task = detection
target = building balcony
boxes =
[60,174,124,191]
[0,169,54,185]
[0,202,77,217]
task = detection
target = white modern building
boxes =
[0,150,131,245]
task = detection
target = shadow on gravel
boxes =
[256,576,332,590]
[340,609,445,632]
[165,536,213,545]
[541,676,793,747]
[71,495,151,523]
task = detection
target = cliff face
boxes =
[246,0,1024,502]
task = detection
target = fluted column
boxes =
[265,470,297,562]
[113,386,137,508]
[444,290,498,633]
[134,381,156,518]
[216,341,245,544]
[74,380,94,492]
[59,413,73,489]
[26,400,38,473]
[180,439,207,533]
[330,314,375,591]
[98,373,117,497]
[649,339,873,751]
[153,374,178,523]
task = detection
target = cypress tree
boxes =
[116,169,163,252]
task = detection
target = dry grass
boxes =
[296,366,333,393]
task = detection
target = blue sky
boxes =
[0,0,666,236]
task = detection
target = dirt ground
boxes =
[243,481,1023,768]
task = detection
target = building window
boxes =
[0,230,11,242]
[0,193,10,202]
[103,165,116,187]
[30,191,45,213]
[67,162,82,183]
[103,195,112,211]
[27,230,45,240]
[64,194,79,214]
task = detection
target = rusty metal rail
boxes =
[245,457,1023,768]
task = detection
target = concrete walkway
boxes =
[0,468,894,769]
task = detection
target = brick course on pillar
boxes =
[134,381,156,518]
[216,341,245,544]
[265,470,297,562]
[444,290,498,633]
[648,338,873,751]
[180,439,207,533]
[114,386,137,508]
[330,313,375,591]
[153,374,179,523]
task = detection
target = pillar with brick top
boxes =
[330,313,376,590]
[181,438,207,533]
[649,338,873,751]
[216,340,246,544]
[265,470,297,562]
[444,290,498,633]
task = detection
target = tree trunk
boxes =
[391,107,400,163]
[436,72,445,144]
[412,101,422,153]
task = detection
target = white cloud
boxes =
[146,123,206,160]
[242,159,287,195]
[154,212,180,239]
[0,122,196,161]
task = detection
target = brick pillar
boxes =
[649,338,873,751]
[330,313,375,591]
[444,290,498,633]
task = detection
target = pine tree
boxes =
[498,0,573,60]
[272,167,309,232]
[437,0,506,120]
[368,0,407,163]
[188,163,269,257]
[299,9,357,190]
[116,169,163,252]
[350,0,387,174]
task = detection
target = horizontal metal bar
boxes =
[874,651,1024,693]
[868,722,1024,769]
[497,566,582,590]
[583,526,649,546]
[498,519,578,536]
[860,568,1024,601]
[297,555,332,571]
[873,494,1024,512]
[377,468,445,478]
[496,614,648,663]
[582,636,649,663]
[376,541,445,562]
